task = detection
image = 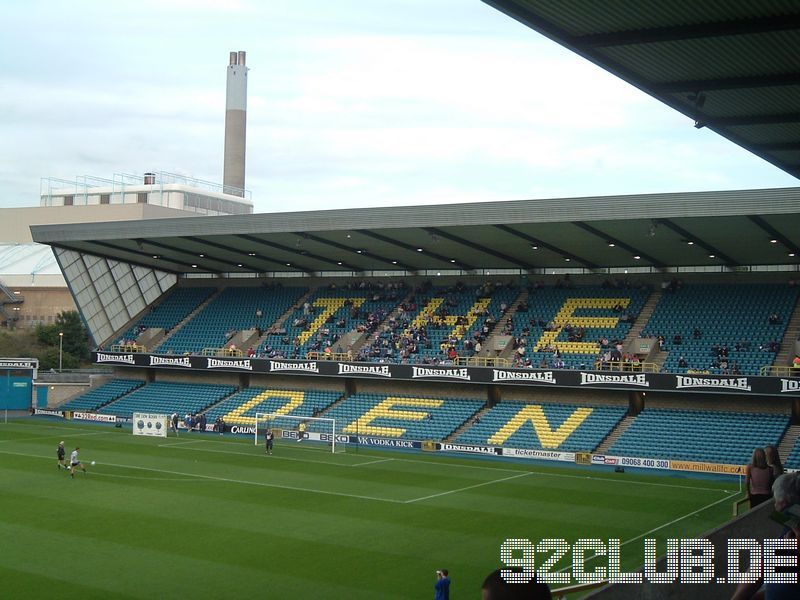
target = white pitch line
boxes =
[157,440,203,448]
[405,471,532,504]
[351,457,395,467]
[554,490,738,574]
[89,472,209,482]
[0,448,407,504]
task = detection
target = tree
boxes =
[35,311,90,361]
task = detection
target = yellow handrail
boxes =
[594,360,659,373]
[761,365,800,377]
[110,343,146,353]
[455,356,510,368]
[306,351,354,361]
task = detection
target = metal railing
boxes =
[760,365,800,377]
[202,347,244,357]
[455,356,510,368]
[109,343,147,353]
[306,351,354,361]
[594,360,659,373]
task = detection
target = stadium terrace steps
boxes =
[774,294,800,367]
[152,288,223,352]
[113,286,217,348]
[98,381,238,418]
[58,379,145,412]
[778,424,800,467]
[456,401,627,452]
[622,289,661,345]
[480,289,528,358]
[443,403,492,442]
[250,287,319,352]
[593,414,635,454]
[608,408,790,465]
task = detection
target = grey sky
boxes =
[1,0,796,213]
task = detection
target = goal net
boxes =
[254,413,345,453]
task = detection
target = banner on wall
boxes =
[91,352,800,396]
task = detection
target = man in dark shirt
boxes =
[57,441,66,469]
[265,429,274,455]
[434,569,450,600]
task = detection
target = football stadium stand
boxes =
[203,387,342,427]
[260,284,406,358]
[318,393,484,441]
[642,284,800,376]
[456,401,627,452]
[59,379,145,412]
[115,287,215,346]
[510,286,649,370]
[98,381,236,418]
[154,286,307,355]
[360,282,518,363]
[608,408,789,464]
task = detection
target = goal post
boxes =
[254,413,345,453]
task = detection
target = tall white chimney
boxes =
[223,50,248,196]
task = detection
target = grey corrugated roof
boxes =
[483,0,800,178]
[29,187,800,274]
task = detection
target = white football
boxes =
[91,461,96,466]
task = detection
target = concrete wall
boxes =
[5,287,75,330]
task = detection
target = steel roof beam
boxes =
[423,227,534,270]
[573,222,664,267]
[654,219,738,265]
[492,224,598,269]
[574,15,800,48]
[653,73,800,93]
[747,215,800,255]
[353,230,463,270]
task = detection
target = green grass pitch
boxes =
[0,419,740,599]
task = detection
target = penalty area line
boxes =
[404,471,532,504]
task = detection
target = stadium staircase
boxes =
[478,289,527,358]
[152,288,223,352]
[778,424,800,463]
[774,295,800,367]
[250,287,318,352]
[348,288,417,358]
[443,403,491,442]
[593,415,636,454]
[622,289,661,345]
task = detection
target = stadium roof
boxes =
[483,0,800,179]
[30,187,800,274]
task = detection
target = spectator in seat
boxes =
[678,356,688,368]
[769,313,781,325]
[792,355,800,375]
[693,327,702,339]
[745,447,773,509]
[672,334,682,346]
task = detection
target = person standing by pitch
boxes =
[265,428,274,455]
[57,441,66,469]
[434,569,450,600]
